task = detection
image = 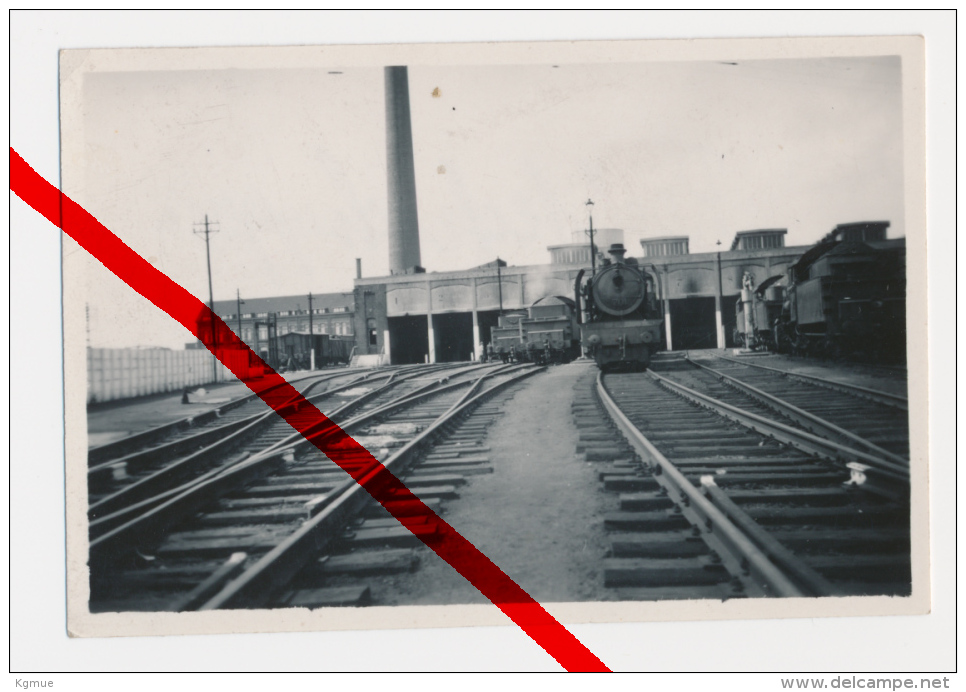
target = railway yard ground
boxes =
[81,349,916,613]
[372,360,613,605]
[86,370,324,447]
[693,349,909,397]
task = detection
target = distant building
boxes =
[730,229,787,251]
[642,229,803,351]
[548,243,594,266]
[641,236,690,257]
[208,292,355,363]
[200,222,898,367]
[348,226,847,363]
[548,228,624,265]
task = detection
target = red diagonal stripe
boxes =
[11,147,610,672]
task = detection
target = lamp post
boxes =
[308,294,314,334]
[307,293,315,370]
[496,257,504,315]
[585,198,596,276]
[271,312,279,368]
[236,289,245,344]
[193,214,219,383]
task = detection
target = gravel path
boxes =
[375,361,616,606]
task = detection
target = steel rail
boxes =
[86,368,375,465]
[595,372,806,598]
[710,353,908,411]
[245,362,501,461]
[347,363,517,427]
[244,363,521,472]
[647,369,909,487]
[87,363,435,467]
[684,356,908,466]
[87,365,483,535]
[88,364,530,567]
[86,371,385,520]
[86,370,361,485]
[198,364,544,610]
[698,478,836,597]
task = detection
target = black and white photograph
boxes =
[11,10,953,676]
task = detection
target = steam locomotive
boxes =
[575,243,664,370]
[737,222,906,362]
[734,273,786,351]
[488,296,581,365]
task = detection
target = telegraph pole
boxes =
[586,198,596,276]
[194,214,219,383]
[236,289,245,344]
[308,292,314,335]
[272,312,279,367]
[307,292,315,370]
[496,257,504,315]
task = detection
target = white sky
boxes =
[74,54,903,349]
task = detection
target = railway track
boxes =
[88,371,362,509]
[580,354,911,599]
[86,364,474,530]
[707,352,908,412]
[86,369,366,466]
[87,365,451,466]
[667,354,910,469]
[88,362,542,612]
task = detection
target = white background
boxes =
[7,9,957,684]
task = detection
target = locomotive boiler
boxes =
[575,243,664,369]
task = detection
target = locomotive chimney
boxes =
[356,257,362,279]
[608,243,627,263]
[385,66,423,275]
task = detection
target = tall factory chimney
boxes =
[385,66,423,275]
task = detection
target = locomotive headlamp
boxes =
[588,334,601,345]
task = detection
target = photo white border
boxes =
[10,10,957,676]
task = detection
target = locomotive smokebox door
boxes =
[592,265,645,316]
